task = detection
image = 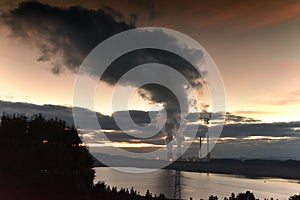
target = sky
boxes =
[0,0,300,160]
[1,101,300,160]
[0,0,300,122]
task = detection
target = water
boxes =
[94,167,300,200]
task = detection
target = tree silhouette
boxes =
[289,194,300,200]
[0,113,168,200]
[0,113,94,200]
[209,195,218,200]
[235,191,256,200]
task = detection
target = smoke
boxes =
[1,1,134,74]
[103,48,204,112]
[103,48,205,150]
[1,2,206,149]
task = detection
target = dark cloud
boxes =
[125,0,158,20]
[99,47,205,140]
[93,0,300,32]
[1,100,300,159]
[1,1,134,74]
[205,112,261,124]
[0,100,99,126]
[1,2,205,128]
[2,100,300,140]
[102,48,203,87]
[1,2,207,148]
[225,112,261,124]
[221,121,300,138]
[201,138,300,160]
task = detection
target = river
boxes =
[94,167,300,200]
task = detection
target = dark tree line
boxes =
[0,113,94,200]
[207,191,256,200]
[91,181,166,200]
[197,191,300,200]
[0,113,168,200]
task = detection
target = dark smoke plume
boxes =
[1,2,206,139]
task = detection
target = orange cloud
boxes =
[178,0,300,31]
[99,0,300,31]
[3,0,300,31]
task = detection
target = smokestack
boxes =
[198,112,211,161]
[199,136,202,158]
[167,132,173,162]
[207,132,210,161]
[176,135,184,160]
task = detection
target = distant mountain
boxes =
[92,152,169,169]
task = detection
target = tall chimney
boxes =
[167,132,173,161]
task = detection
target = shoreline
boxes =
[166,159,300,181]
[94,158,300,181]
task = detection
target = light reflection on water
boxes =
[94,167,300,200]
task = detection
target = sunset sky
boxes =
[1,0,300,160]
[1,0,300,123]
